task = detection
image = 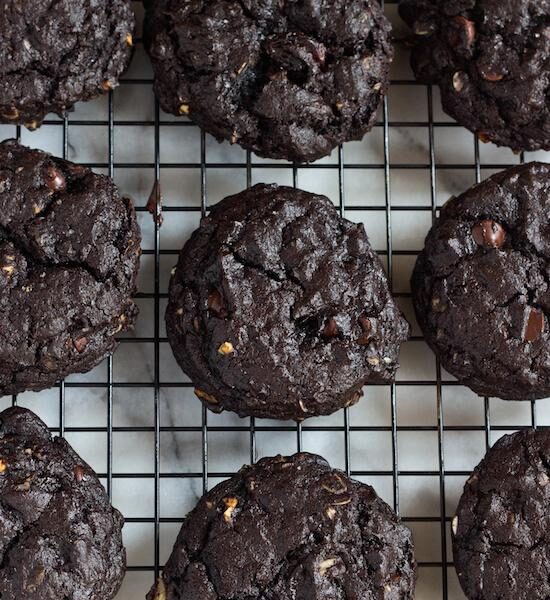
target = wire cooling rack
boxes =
[2,2,550,599]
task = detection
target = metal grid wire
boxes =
[1,1,548,598]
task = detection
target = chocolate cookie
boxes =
[166,183,409,421]
[0,0,135,128]
[399,0,550,152]
[412,162,550,401]
[0,140,141,396]
[143,0,392,163]
[0,406,125,599]
[148,452,416,600]
[453,429,550,600]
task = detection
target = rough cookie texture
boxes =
[0,0,135,128]
[0,407,125,599]
[148,453,416,600]
[166,184,409,421]
[0,140,141,396]
[412,162,550,401]
[453,430,550,600]
[143,0,392,163]
[399,0,550,152]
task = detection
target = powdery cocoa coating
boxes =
[0,0,135,127]
[0,407,125,600]
[166,184,410,421]
[143,0,392,163]
[399,0,550,152]
[148,453,416,600]
[0,140,141,396]
[412,162,550,401]
[453,430,550,600]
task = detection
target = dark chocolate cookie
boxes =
[0,140,141,396]
[453,429,550,600]
[143,0,392,163]
[0,0,135,128]
[166,183,409,421]
[148,452,416,600]
[0,406,125,599]
[412,162,550,401]
[399,0,550,152]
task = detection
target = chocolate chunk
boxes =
[322,317,339,338]
[43,165,66,193]
[207,289,227,318]
[449,16,476,49]
[359,316,371,332]
[472,220,506,248]
[73,465,85,482]
[72,337,88,354]
[524,307,545,343]
[146,180,163,226]
[358,316,372,345]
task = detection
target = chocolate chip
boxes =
[449,15,476,49]
[524,308,545,343]
[481,70,504,82]
[73,465,85,482]
[477,132,492,144]
[308,41,326,66]
[207,289,227,318]
[359,316,371,332]
[73,337,88,353]
[358,316,372,345]
[472,220,506,248]
[323,317,339,338]
[44,164,66,193]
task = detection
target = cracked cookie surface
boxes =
[166,183,409,421]
[148,452,416,600]
[0,0,135,128]
[412,162,550,400]
[0,406,125,600]
[143,0,392,163]
[453,429,550,600]
[0,140,141,396]
[399,0,550,151]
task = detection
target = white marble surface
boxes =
[1,2,549,599]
